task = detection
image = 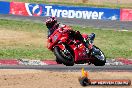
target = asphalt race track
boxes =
[0,65,131,71]
[1,14,132,30]
[0,14,132,71]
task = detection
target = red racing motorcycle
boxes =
[47,25,106,66]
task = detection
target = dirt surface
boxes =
[0,69,131,88]
[0,29,47,47]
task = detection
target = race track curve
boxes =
[0,14,132,71]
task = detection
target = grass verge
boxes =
[0,19,131,60]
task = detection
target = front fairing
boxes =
[47,28,69,50]
[47,29,62,50]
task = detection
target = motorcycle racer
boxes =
[46,17,106,66]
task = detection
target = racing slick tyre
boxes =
[92,46,106,66]
[56,58,62,64]
[54,46,74,66]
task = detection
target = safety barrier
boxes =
[120,9,132,21]
[0,1,132,21]
[0,1,10,14]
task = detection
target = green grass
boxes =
[0,19,45,32]
[0,48,54,60]
[6,0,132,8]
[0,19,132,60]
[0,19,55,60]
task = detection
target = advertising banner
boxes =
[10,2,29,16]
[120,9,132,21]
[10,2,120,20]
[0,1,10,14]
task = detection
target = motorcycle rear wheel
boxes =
[54,46,74,66]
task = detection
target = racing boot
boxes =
[88,33,95,44]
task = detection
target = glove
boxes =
[62,29,69,33]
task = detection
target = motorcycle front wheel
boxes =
[92,46,106,66]
[54,46,74,66]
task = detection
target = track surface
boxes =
[0,65,132,71]
[0,14,132,71]
[1,14,132,30]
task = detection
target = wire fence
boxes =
[44,0,132,8]
[44,0,132,4]
[4,0,132,8]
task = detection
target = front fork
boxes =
[55,42,65,51]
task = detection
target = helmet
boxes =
[45,17,57,29]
